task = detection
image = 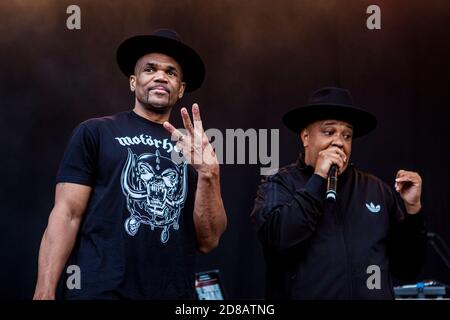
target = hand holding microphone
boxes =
[313,147,347,202]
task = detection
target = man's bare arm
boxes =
[33,183,92,300]
[163,104,227,253]
[194,170,227,253]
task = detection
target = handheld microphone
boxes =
[326,164,338,202]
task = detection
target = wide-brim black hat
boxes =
[282,87,377,138]
[116,29,205,92]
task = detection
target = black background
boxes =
[0,0,449,299]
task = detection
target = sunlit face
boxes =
[301,120,353,172]
[129,52,186,113]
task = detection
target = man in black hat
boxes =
[33,29,227,299]
[251,87,426,299]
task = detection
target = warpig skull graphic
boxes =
[121,148,187,243]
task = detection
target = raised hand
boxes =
[395,170,422,214]
[163,103,219,177]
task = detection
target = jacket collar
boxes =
[296,153,315,174]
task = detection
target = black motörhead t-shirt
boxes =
[56,110,197,299]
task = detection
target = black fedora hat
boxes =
[116,29,205,92]
[282,87,377,138]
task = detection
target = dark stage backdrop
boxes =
[0,0,449,299]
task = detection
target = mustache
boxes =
[148,84,170,93]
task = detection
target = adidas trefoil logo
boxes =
[366,202,381,214]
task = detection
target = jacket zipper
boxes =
[337,199,353,298]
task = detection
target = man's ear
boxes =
[301,128,309,147]
[129,75,136,92]
[178,82,186,99]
